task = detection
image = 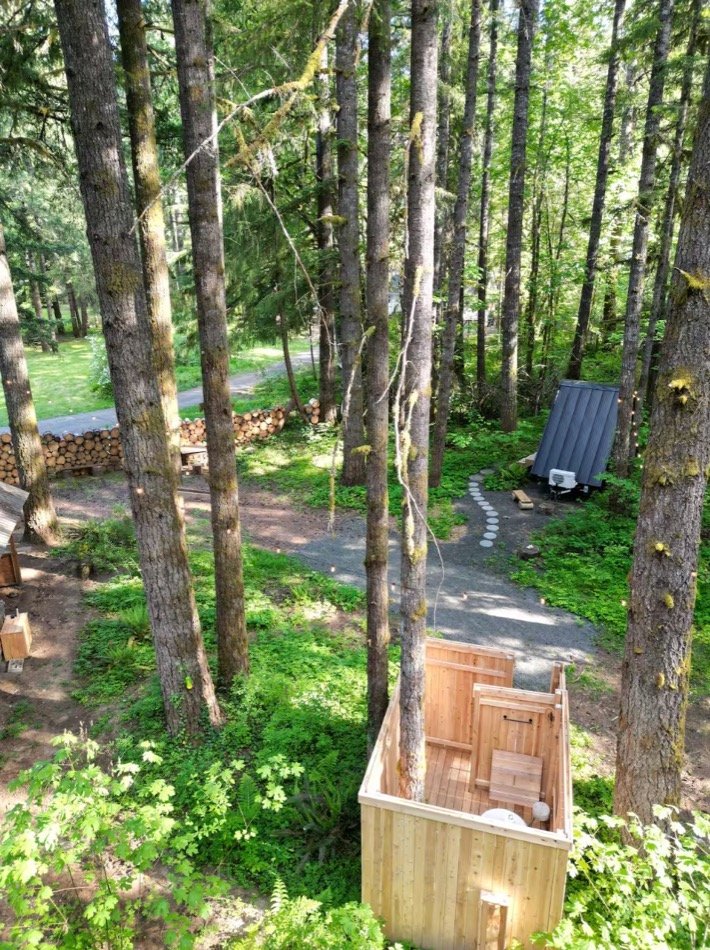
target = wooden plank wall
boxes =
[361,801,568,950]
[425,640,515,749]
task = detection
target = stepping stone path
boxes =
[469,470,500,548]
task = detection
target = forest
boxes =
[0,0,708,946]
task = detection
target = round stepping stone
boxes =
[486,519,499,527]
[469,477,480,484]
[483,532,498,541]
[481,504,493,511]
[487,510,498,517]
[480,539,494,548]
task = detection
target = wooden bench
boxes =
[511,489,534,510]
[180,444,208,472]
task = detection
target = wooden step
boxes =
[511,489,534,509]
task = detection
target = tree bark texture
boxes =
[80,298,89,336]
[614,56,710,823]
[637,0,701,417]
[365,0,392,751]
[567,0,626,380]
[433,4,453,298]
[316,46,338,425]
[0,225,58,543]
[336,2,366,486]
[600,64,636,346]
[476,0,499,404]
[117,0,182,486]
[51,297,65,335]
[399,0,437,802]
[613,0,674,476]
[500,0,539,432]
[55,0,222,733]
[430,0,481,487]
[67,281,81,337]
[171,0,249,687]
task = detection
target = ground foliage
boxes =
[512,473,710,694]
[43,516,710,948]
[236,404,545,540]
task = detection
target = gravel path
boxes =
[0,352,314,436]
[284,481,597,689]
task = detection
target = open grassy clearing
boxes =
[0,337,311,425]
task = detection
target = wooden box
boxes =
[0,612,32,660]
[360,641,572,950]
[0,537,22,586]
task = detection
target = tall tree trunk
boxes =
[365,0,391,751]
[117,0,182,485]
[614,55,710,823]
[279,309,306,420]
[500,0,539,432]
[51,297,65,336]
[316,46,338,425]
[567,0,626,380]
[29,257,50,353]
[600,64,636,346]
[399,0,437,803]
[336,2,366,486]
[430,0,481,487]
[54,0,222,734]
[521,65,550,385]
[0,225,58,543]
[171,0,249,687]
[637,0,701,416]
[523,188,543,379]
[432,3,453,298]
[79,298,89,336]
[67,281,81,338]
[613,0,674,477]
[476,0,499,405]
[38,253,58,353]
[429,6,454,417]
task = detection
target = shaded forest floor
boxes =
[0,468,706,817]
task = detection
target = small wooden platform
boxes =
[512,489,534,510]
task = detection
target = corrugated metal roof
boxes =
[531,380,619,487]
[0,481,27,549]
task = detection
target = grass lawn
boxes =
[0,336,311,426]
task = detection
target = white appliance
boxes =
[548,469,577,498]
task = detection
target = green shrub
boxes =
[0,734,228,949]
[511,486,710,694]
[55,515,139,574]
[233,882,387,948]
[482,461,530,492]
[538,809,710,948]
[88,334,112,398]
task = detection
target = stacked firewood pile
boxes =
[180,399,321,445]
[0,429,122,485]
[0,399,321,486]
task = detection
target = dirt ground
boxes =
[0,470,707,821]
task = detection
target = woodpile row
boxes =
[0,398,321,487]
[180,398,321,445]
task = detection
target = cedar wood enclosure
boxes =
[359,639,573,949]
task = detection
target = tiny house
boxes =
[359,638,572,950]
